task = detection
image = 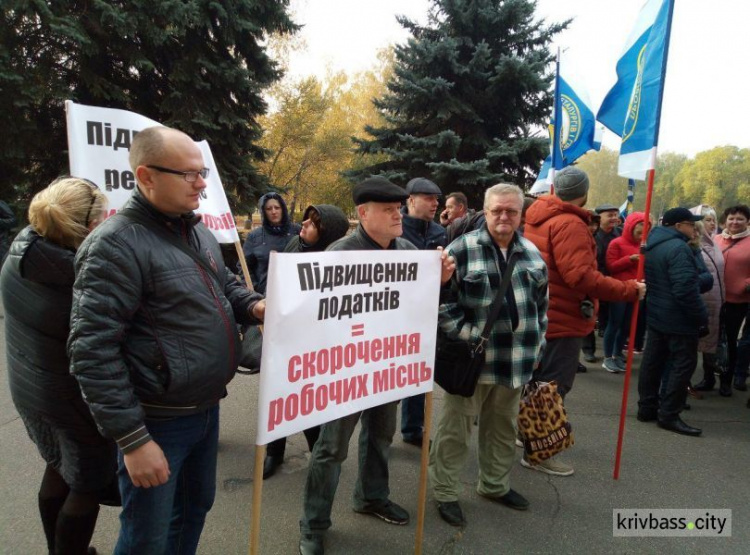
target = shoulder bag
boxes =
[434,252,517,397]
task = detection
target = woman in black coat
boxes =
[241,192,301,294]
[1,177,114,555]
[263,204,350,479]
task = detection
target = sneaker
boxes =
[353,500,409,525]
[521,455,574,476]
[437,501,466,526]
[299,534,324,555]
[479,488,530,511]
[602,358,622,373]
[583,352,597,363]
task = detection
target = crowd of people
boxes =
[1,126,748,554]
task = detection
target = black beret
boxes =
[406,177,442,196]
[353,177,409,205]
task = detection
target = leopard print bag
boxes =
[517,380,574,465]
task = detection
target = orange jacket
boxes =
[524,195,640,338]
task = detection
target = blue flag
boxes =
[619,179,636,219]
[531,54,602,194]
[597,0,675,180]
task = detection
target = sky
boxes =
[285,0,750,158]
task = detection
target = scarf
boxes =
[721,228,750,240]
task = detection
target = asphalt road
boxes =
[2,295,748,554]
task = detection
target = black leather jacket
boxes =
[69,189,262,452]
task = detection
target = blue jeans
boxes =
[114,405,220,555]
[400,394,425,440]
[603,301,633,358]
[300,402,397,535]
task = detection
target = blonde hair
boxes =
[484,183,524,208]
[29,177,108,249]
[689,221,703,247]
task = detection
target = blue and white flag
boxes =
[619,179,636,219]
[597,0,675,180]
[531,54,603,195]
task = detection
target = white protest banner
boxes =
[65,100,239,243]
[256,250,441,445]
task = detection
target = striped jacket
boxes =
[439,226,548,389]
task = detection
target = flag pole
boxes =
[613,0,675,480]
[548,48,562,196]
[614,168,655,480]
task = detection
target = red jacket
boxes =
[524,195,640,338]
[606,212,645,281]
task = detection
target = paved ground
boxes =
[1,293,748,554]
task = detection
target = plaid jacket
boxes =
[439,226,548,388]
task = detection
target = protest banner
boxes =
[256,249,441,443]
[249,249,441,555]
[65,100,240,245]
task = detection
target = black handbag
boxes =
[434,252,517,397]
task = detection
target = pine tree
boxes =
[0,1,297,211]
[350,0,567,205]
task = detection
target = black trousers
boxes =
[637,328,698,421]
[581,331,596,356]
[533,336,583,399]
[724,302,749,382]
[266,426,320,458]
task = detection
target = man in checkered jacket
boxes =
[429,183,548,527]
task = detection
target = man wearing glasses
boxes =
[636,207,708,437]
[69,126,266,554]
[429,184,548,526]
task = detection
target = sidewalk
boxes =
[1,345,748,554]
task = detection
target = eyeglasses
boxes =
[83,179,99,228]
[487,208,520,218]
[146,165,209,182]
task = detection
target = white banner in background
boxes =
[65,100,239,243]
[256,250,442,445]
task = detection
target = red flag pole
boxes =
[612,0,675,480]
[613,167,655,480]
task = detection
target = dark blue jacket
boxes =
[400,208,447,250]
[241,193,300,294]
[644,226,708,335]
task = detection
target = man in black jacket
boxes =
[399,177,447,447]
[637,207,708,437]
[69,127,265,554]
[400,177,447,250]
[299,176,454,555]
